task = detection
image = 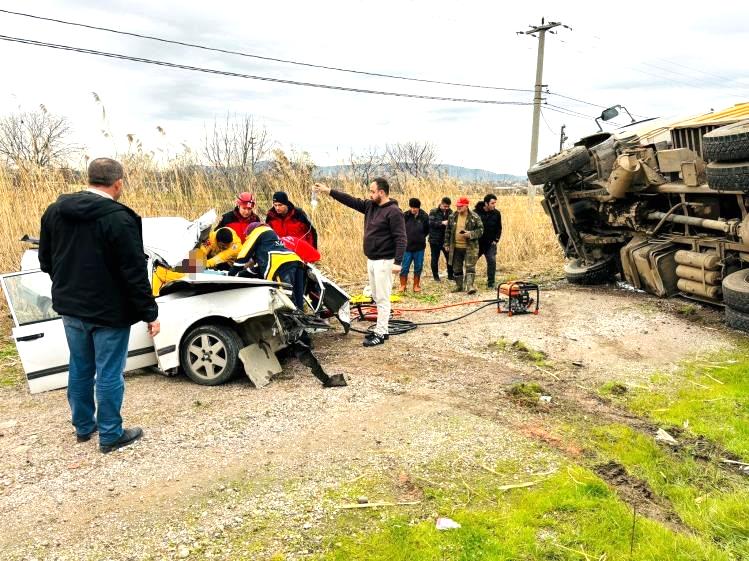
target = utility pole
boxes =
[559,124,568,152]
[518,18,569,168]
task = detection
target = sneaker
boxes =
[76,427,98,443]
[100,427,144,454]
[363,334,387,347]
[365,332,389,340]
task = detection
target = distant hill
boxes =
[314,164,526,184]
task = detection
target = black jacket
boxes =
[474,202,502,248]
[404,209,430,252]
[428,206,453,246]
[39,191,158,327]
[330,190,406,264]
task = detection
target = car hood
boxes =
[142,209,217,267]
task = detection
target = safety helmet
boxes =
[236,192,256,209]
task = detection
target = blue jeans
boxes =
[62,316,130,445]
[400,250,425,276]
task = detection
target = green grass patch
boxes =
[0,340,23,389]
[627,348,749,460]
[319,466,727,561]
[598,381,628,397]
[493,337,550,367]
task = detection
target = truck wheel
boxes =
[722,269,749,313]
[706,161,749,191]
[725,306,749,333]
[527,146,590,185]
[703,120,749,162]
[564,256,617,285]
[180,324,242,386]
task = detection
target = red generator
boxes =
[497,281,540,316]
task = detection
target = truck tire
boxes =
[722,269,749,313]
[703,120,749,162]
[180,323,243,386]
[527,146,590,185]
[706,161,749,191]
[725,306,749,333]
[564,256,617,285]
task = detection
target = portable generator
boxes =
[497,281,540,316]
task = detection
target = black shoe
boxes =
[433,276,441,282]
[100,427,143,454]
[365,332,389,340]
[363,334,387,347]
[76,427,98,443]
[487,283,495,289]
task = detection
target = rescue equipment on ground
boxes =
[496,281,540,316]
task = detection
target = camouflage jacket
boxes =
[445,210,484,266]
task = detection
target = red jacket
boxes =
[217,207,260,242]
[266,205,318,248]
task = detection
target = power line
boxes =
[0,8,536,94]
[539,109,555,134]
[0,34,533,106]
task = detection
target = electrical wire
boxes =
[0,8,537,94]
[540,110,556,134]
[0,34,532,106]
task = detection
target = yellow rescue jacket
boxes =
[236,224,302,280]
[198,228,242,268]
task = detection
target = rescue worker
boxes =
[444,196,484,295]
[216,192,260,241]
[266,191,318,248]
[228,222,305,309]
[400,198,429,293]
[197,227,242,270]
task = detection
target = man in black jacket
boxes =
[474,193,503,288]
[313,178,406,347]
[428,197,453,281]
[39,158,160,453]
[400,198,430,293]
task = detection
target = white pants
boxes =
[367,258,393,336]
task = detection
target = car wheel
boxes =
[180,324,242,386]
[527,146,590,185]
[564,256,617,285]
[706,161,749,192]
[703,119,749,162]
[725,306,749,333]
[722,269,749,313]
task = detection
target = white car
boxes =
[2,211,350,394]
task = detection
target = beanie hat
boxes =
[272,191,290,206]
[244,221,264,237]
[456,196,470,207]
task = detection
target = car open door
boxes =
[1,269,158,394]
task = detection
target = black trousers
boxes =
[478,242,498,286]
[278,263,306,309]
[430,243,453,280]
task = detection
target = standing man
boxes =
[474,194,503,289]
[216,191,260,242]
[312,178,406,347]
[400,198,430,293]
[428,197,453,282]
[444,196,484,295]
[266,191,318,248]
[39,158,160,453]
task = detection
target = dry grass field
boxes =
[0,165,563,286]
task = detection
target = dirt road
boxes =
[0,285,739,560]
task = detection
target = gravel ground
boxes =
[0,284,739,560]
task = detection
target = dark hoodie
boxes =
[329,190,406,264]
[403,208,430,252]
[39,190,158,327]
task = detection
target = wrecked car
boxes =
[528,102,749,333]
[1,210,350,394]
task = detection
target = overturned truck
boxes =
[528,103,749,332]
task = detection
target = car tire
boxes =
[564,256,617,285]
[722,269,749,313]
[725,306,749,333]
[703,120,749,162]
[180,323,243,386]
[706,161,749,192]
[527,146,590,185]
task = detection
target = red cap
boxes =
[456,196,470,207]
[236,192,256,209]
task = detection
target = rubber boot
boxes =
[399,275,408,293]
[464,273,477,295]
[413,275,422,293]
[451,275,464,293]
[447,264,455,281]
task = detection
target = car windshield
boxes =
[1,271,59,326]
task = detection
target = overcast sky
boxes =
[1,1,748,175]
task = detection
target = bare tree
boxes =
[349,147,385,185]
[0,107,78,168]
[202,114,271,189]
[385,141,438,178]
